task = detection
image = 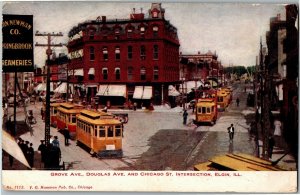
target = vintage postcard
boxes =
[1,1,298,193]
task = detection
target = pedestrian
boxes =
[52,136,60,148]
[27,143,34,167]
[183,110,188,125]
[236,98,240,107]
[38,140,47,167]
[227,124,235,142]
[63,128,70,146]
[41,107,45,121]
[133,102,137,111]
[268,135,275,159]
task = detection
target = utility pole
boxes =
[35,32,63,146]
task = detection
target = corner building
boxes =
[67,3,180,107]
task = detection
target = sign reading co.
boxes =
[2,14,34,72]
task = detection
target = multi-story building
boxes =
[67,3,180,107]
[265,5,298,161]
[179,50,223,88]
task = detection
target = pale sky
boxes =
[2,1,292,67]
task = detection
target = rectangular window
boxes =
[140,46,146,60]
[94,128,98,137]
[154,66,159,80]
[212,106,215,112]
[103,47,108,61]
[115,125,122,137]
[72,115,76,123]
[201,107,206,114]
[153,45,158,60]
[99,126,105,137]
[197,107,201,113]
[128,67,133,80]
[115,47,120,60]
[128,46,132,59]
[207,107,211,113]
[107,126,114,137]
[90,47,95,61]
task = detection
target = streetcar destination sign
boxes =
[2,14,34,72]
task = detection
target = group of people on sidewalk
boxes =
[38,136,62,170]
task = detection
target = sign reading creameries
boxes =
[2,14,34,72]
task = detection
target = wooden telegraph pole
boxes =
[35,32,63,146]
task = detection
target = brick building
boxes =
[67,3,180,107]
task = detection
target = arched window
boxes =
[153,26,158,37]
[90,46,95,61]
[102,67,108,80]
[140,66,146,80]
[153,45,159,60]
[115,47,120,60]
[103,47,108,61]
[127,66,133,80]
[115,67,120,80]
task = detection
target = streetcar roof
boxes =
[196,101,215,107]
[208,153,285,171]
[50,103,62,107]
[76,109,121,125]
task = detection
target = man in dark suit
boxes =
[227,124,235,142]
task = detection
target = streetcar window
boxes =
[107,126,114,137]
[94,129,97,137]
[115,125,121,137]
[99,126,105,137]
[197,107,201,113]
[202,107,206,114]
[212,106,215,112]
[88,125,91,134]
[54,108,57,114]
[207,107,211,113]
[72,115,76,123]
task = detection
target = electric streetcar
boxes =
[56,103,84,139]
[76,109,123,158]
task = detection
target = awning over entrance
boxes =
[133,86,153,99]
[168,85,180,96]
[88,68,95,75]
[34,83,54,92]
[179,81,204,94]
[96,85,126,97]
[74,68,84,76]
[54,82,67,93]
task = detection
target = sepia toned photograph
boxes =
[1,1,298,192]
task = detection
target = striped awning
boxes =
[74,68,84,76]
[96,85,126,97]
[133,86,153,99]
[88,68,95,75]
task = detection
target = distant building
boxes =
[179,51,223,88]
[67,3,180,107]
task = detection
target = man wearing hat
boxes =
[38,140,47,168]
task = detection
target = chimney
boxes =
[102,16,106,22]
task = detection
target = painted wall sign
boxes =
[2,14,34,72]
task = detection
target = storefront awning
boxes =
[74,68,84,76]
[96,85,126,97]
[133,86,143,99]
[88,68,95,75]
[34,83,54,92]
[168,85,180,96]
[133,86,153,99]
[54,82,67,93]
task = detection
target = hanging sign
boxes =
[2,14,34,72]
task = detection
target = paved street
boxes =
[3,83,258,170]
